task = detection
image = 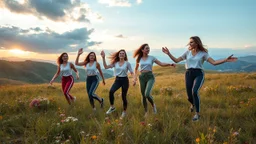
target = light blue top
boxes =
[86,61,98,76]
[60,62,72,76]
[110,61,133,77]
[181,50,210,69]
[139,55,157,71]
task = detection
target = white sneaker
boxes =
[93,107,96,111]
[73,96,76,102]
[120,111,126,119]
[192,114,200,121]
[153,104,157,114]
[106,107,116,114]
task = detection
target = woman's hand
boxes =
[225,54,238,62]
[101,50,105,58]
[170,63,176,68]
[78,48,83,55]
[162,47,170,55]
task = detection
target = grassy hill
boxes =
[0,66,255,143]
[0,60,113,85]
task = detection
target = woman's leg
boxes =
[121,78,129,111]
[63,76,74,104]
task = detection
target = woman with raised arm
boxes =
[101,49,134,119]
[133,44,176,117]
[75,48,105,111]
[162,36,237,121]
[50,52,79,105]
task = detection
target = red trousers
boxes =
[62,75,74,104]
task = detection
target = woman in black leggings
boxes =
[162,36,237,121]
[101,49,135,119]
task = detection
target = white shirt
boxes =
[60,62,72,76]
[110,61,133,77]
[181,50,210,69]
[86,61,98,76]
[139,55,156,71]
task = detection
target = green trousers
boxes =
[139,71,155,112]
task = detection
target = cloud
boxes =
[98,0,131,7]
[115,34,127,38]
[136,0,142,4]
[0,0,102,22]
[0,25,101,53]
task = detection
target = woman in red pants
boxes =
[50,52,79,105]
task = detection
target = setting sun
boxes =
[9,49,26,55]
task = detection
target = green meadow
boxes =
[0,66,256,144]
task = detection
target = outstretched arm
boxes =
[75,48,86,66]
[97,62,105,85]
[207,54,238,66]
[71,63,79,80]
[154,59,176,67]
[162,47,183,63]
[100,50,113,69]
[50,66,60,85]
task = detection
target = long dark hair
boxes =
[57,52,68,65]
[133,43,148,63]
[190,36,208,53]
[84,52,97,66]
[109,49,128,65]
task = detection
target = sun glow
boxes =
[9,49,26,55]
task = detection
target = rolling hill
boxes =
[203,55,256,72]
[0,60,113,85]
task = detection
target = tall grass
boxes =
[0,71,256,143]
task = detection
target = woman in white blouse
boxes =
[133,44,176,117]
[162,36,237,121]
[75,48,105,111]
[101,49,135,119]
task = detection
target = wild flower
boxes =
[91,135,97,140]
[196,137,200,143]
[140,121,146,126]
[63,116,78,122]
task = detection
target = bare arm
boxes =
[162,47,183,63]
[100,50,113,69]
[154,59,175,67]
[207,54,238,66]
[96,62,105,85]
[75,48,86,66]
[70,63,79,80]
[50,66,60,85]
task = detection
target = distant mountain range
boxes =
[0,60,113,85]
[0,55,255,85]
[203,55,256,72]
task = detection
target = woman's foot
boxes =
[106,107,116,114]
[190,105,194,112]
[192,114,200,121]
[120,111,126,119]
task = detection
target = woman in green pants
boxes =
[133,44,176,117]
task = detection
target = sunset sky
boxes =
[0,0,255,64]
